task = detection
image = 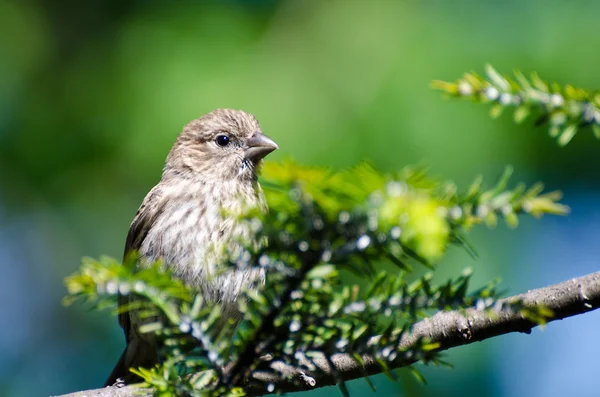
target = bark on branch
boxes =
[55,271,600,397]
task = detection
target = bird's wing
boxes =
[124,185,166,257]
[119,184,165,337]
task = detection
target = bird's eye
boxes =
[215,135,230,147]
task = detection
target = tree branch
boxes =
[56,271,600,397]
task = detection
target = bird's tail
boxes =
[104,348,128,387]
[104,347,145,387]
[104,339,158,387]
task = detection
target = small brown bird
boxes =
[105,109,278,386]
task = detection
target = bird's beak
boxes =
[245,132,278,162]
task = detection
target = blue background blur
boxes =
[1,1,599,396]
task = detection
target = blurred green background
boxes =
[2,0,600,396]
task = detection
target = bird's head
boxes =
[164,109,278,181]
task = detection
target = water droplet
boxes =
[476,204,489,218]
[313,217,324,230]
[368,215,378,231]
[369,299,381,310]
[356,235,371,250]
[390,226,401,239]
[475,299,485,311]
[550,93,564,107]
[259,255,270,267]
[499,92,512,105]
[584,104,595,122]
[133,281,145,292]
[275,261,285,271]
[179,321,191,333]
[298,241,309,252]
[267,384,275,393]
[458,81,473,95]
[336,339,349,350]
[485,86,499,100]
[289,320,301,332]
[449,206,463,221]
[344,302,366,314]
[388,296,401,306]
[386,181,405,197]
[192,326,203,340]
[338,211,350,224]
[381,346,393,358]
[118,282,131,295]
[106,280,118,295]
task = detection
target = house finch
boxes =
[104,109,278,386]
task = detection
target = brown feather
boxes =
[105,109,277,386]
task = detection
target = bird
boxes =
[104,109,278,386]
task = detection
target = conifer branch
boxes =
[61,161,570,396]
[432,65,600,146]
[57,271,600,397]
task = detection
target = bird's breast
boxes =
[139,178,266,308]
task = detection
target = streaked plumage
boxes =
[105,109,278,386]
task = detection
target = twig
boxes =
[55,271,600,397]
